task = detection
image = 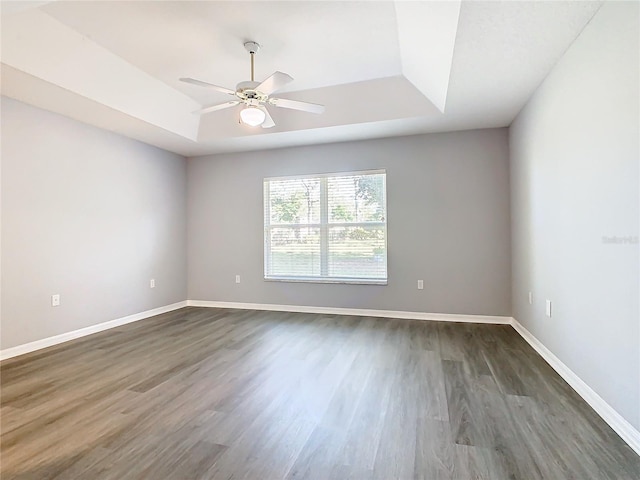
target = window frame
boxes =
[263,169,388,285]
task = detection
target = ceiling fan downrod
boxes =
[244,41,261,82]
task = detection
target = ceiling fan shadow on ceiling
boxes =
[180,41,325,129]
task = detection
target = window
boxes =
[264,170,387,284]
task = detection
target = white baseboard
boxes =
[187,300,512,324]
[510,318,640,456]
[0,301,188,362]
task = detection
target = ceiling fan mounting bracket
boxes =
[244,41,261,54]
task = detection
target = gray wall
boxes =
[510,1,639,429]
[188,129,511,316]
[1,98,188,350]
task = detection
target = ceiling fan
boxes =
[180,41,325,128]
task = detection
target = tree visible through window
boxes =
[264,170,387,283]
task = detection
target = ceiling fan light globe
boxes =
[240,106,266,126]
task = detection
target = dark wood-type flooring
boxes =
[1,307,639,479]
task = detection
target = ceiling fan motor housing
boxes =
[236,81,267,102]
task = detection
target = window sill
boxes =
[264,276,387,286]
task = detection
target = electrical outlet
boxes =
[545,300,552,317]
[150,278,155,288]
[417,279,424,290]
[51,294,60,307]
[235,275,241,284]
[528,292,533,304]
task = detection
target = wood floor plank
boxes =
[416,349,449,421]
[442,359,483,446]
[414,419,455,480]
[1,307,638,479]
[505,394,598,480]
[372,348,419,479]
[467,374,543,479]
[452,444,496,480]
[285,425,348,480]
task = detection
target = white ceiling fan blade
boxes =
[269,97,325,114]
[258,105,275,129]
[180,77,236,96]
[256,71,293,95]
[194,101,240,115]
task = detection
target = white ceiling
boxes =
[1,1,602,156]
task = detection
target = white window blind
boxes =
[264,170,387,284]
